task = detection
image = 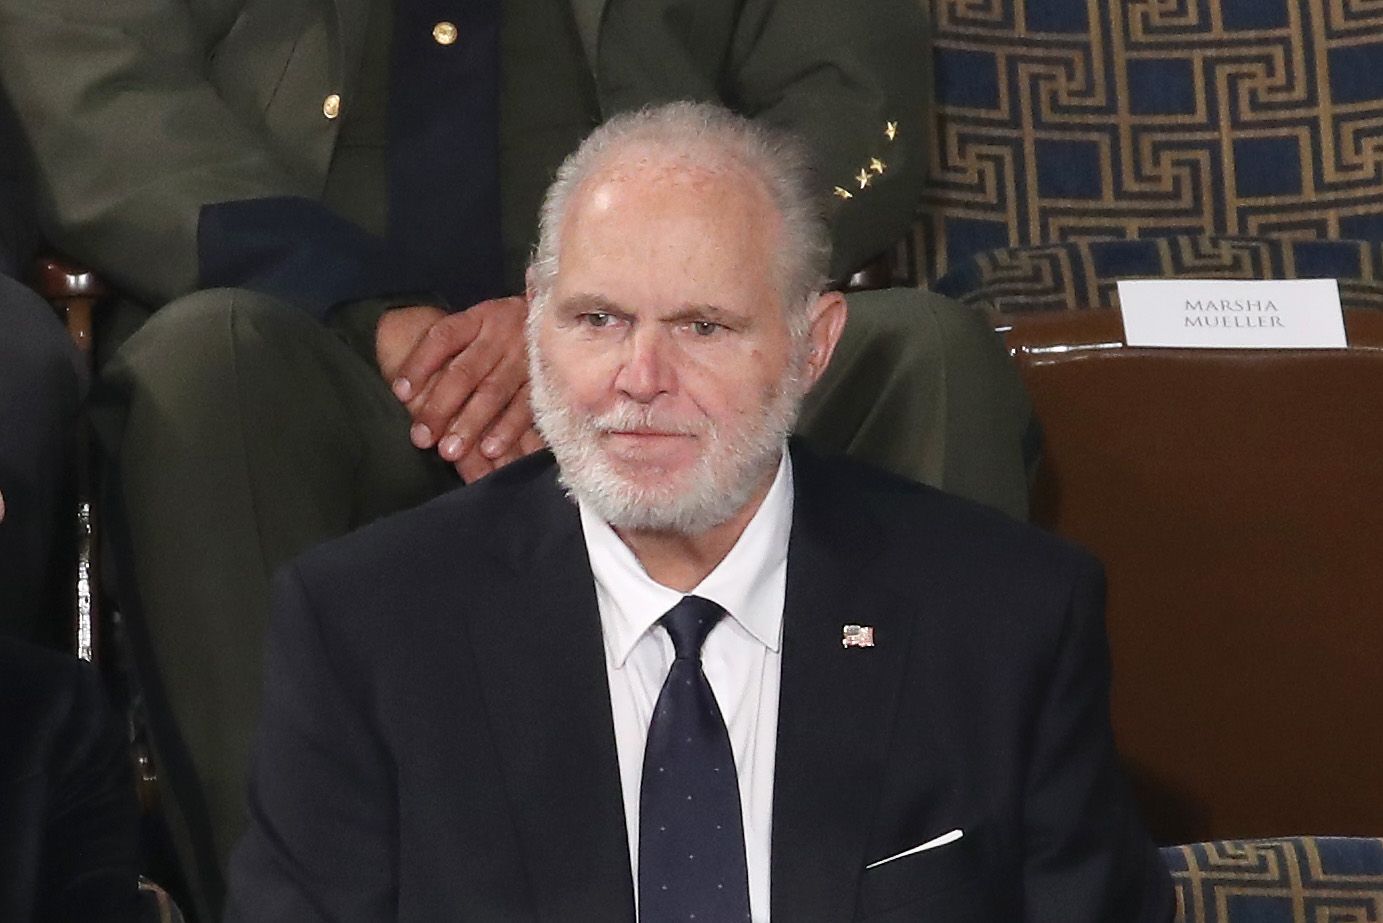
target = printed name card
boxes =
[1117,279,1347,349]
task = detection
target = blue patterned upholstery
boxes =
[934,235,1383,313]
[1164,838,1383,922]
[914,0,1383,305]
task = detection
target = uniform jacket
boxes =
[0,0,929,308]
[0,93,35,274]
[225,443,1174,921]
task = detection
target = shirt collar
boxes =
[580,450,794,667]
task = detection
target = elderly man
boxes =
[1,2,1034,909]
[226,103,1171,922]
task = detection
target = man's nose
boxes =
[614,328,674,403]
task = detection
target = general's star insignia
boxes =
[832,185,854,199]
[856,169,872,189]
[885,121,898,141]
[869,157,886,175]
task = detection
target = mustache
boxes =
[589,402,709,437]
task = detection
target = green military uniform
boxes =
[0,0,1033,915]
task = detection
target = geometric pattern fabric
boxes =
[934,234,1383,312]
[1163,838,1383,923]
[913,0,1383,289]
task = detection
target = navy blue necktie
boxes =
[638,596,752,922]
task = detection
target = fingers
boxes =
[491,425,544,468]
[390,308,483,405]
[449,392,544,485]
[404,298,528,449]
[431,344,527,455]
[451,427,542,483]
[390,296,533,477]
[475,382,535,461]
[411,339,507,449]
[374,304,446,383]
[454,451,494,484]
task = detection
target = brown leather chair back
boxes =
[1004,308,1383,842]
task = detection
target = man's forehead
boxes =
[573,149,777,220]
[557,164,780,271]
[543,147,788,318]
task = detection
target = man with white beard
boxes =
[226,102,1173,923]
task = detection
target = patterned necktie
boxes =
[638,596,752,922]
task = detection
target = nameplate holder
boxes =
[1118,279,1347,349]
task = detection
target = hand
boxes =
[389,296,541,482]
[375,304,446,384]
[453,392,546,479]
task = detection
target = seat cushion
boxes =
[1162,838,1383,922]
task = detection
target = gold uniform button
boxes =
[322,94,341,119]
[432,21,458,45]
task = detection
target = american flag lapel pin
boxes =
[841,624,875,648]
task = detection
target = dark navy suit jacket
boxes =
[0,640,140,923]
[226,442,1173,921]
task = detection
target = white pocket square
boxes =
[864,828,965,870]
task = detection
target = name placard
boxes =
[1118,279,1347,349]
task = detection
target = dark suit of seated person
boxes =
[0,638,140,922]
[226,104,1172,922]
[0,97,85,647]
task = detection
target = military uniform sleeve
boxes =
[0,0,391,316]
[727,0,931,279]
[592,0,929,281]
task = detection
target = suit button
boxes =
[432,21,458,45]
[322,94,341,119]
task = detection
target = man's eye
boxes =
[582,312,614,328]
[691,321,721,337]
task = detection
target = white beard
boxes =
[529,346,807,536]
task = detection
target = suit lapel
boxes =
[770,446,922,920]
[463,472,635,922]
[460,447,921,919]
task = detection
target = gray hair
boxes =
[526,101,833,337]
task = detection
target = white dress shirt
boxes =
[579,451,792,923]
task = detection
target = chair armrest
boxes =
[32,253,110,356]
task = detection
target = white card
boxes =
[1118,278,1347,349]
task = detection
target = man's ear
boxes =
[802,291,847,388]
